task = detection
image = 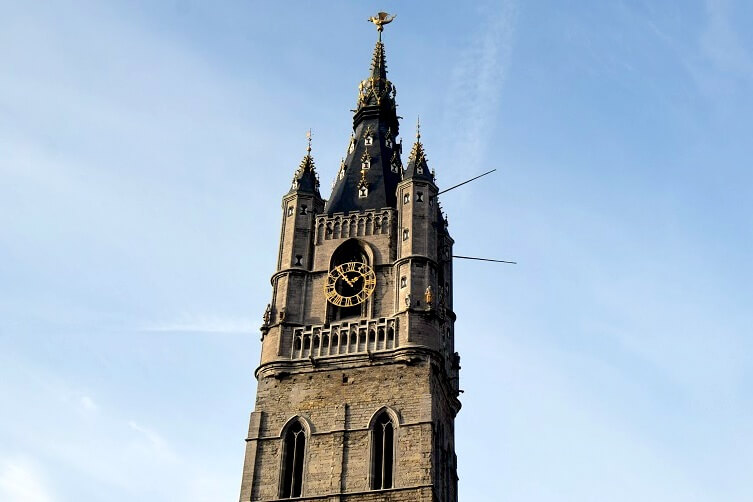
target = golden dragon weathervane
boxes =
[368,11,395,37]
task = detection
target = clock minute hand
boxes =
[336,269,349,284]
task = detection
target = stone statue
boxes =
[263,304,272,325]
[424,286,433,305]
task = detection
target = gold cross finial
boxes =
[306,129,312,153]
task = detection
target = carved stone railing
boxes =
[291,318,397,360]
[315,209,394,244]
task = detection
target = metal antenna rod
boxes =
[438,169,496,195]
[453,255,517,264]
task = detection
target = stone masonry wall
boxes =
[242,360,435,501]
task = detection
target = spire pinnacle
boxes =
[355,15,397,112]
[289,129,320,195]
[405,120,434,182]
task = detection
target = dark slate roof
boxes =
[324,38,403,214]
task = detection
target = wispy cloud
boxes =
[128,421,170,454]
[141,314,255,334]
[443,1,518,173]
[0,459,55,502]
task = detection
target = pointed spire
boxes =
[356,16,397,114]
[405,117,433,181]
[370,38,388,81]
[325,14,402,214]
[289,129,320,195]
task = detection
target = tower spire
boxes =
[289,129,320,195]
[324,13,402,214]
[405,116,433,181]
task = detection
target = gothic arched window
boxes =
[370,411,396,490]
[280,420,306,498]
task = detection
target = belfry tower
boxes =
[240,14,461,501]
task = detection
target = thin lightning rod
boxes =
[453,255,517,264]
[438,169,496,195]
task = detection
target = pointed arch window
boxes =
[371,411,395,490]
[280,420,306,498]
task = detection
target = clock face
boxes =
[325,261,376,307]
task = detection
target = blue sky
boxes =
[1,1,752,500]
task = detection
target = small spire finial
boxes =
[306,129,312,153]
[416,116,421,140]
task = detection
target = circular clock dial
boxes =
[325,261,376,307]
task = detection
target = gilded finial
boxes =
[306,129,312,153]
[416,116,421,140]
[368,11,395,39]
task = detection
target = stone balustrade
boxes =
[291,318,397,359]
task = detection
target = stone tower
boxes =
[239,18,461,502]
